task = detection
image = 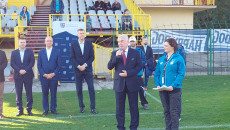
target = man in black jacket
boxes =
[0,50,7,118]
[70,29,97,114]
[140,37,153,90]
[94,0,104,13]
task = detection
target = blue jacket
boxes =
[154,51,185,89]
[51,0,64,14]
[10,49,35,80]
[37,48,61,81]
[136,47,146,76]
[20,11,30,22]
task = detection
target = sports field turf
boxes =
[0,75,230,129]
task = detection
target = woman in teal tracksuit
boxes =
[154,38,185,130]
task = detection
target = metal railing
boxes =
[49,14,151,37]
[93,43,113,79]
[0,14,24,37]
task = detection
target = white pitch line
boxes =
[145,91,161,104]
[0,112,163,122]
[139,124,230,130]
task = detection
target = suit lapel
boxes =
[146,46,150,54]
[76,42,83,56]
[141,46,145,54]
[83,41,87,56]
[49,48,55,62]
[17,49,23,64]
[43,49,49,62]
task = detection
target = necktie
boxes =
[123,50,126,66]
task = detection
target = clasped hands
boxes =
[19,69,26,75]
[43,73,55,79]
[77,63,87,71]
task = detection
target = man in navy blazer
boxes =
[0,50,7,118]
[70,29,97,114]
[37,36,61,116]
[139,37,153,90]
[10,38,35,116]
[108,34,142,130]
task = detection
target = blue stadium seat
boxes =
[85,0,94,8]
[6,9,14,14]
[108,15,120,29]
[1,19,6,29]
[115,10,122,14]
[10,6,17,11]
[91,16,100,29]
[99,16,110,29]
[115,10,122,26]
[6,20,17,30]
[97,10,105,14]
[30,6,36,16]
[71,15,79,21]
[106,10,113,14]
[89,10,96,14]
[78,1,86,13]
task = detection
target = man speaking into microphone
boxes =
[108,34,142,130]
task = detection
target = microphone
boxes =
[118,48,123,56]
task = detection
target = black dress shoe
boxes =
[28,111,33,116]
[16,112,24,116]
[79,107,84,113]
[91,109,98,114]
[51,110,59,115]
[42,111,48,116]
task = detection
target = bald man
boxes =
[37,36,61,116]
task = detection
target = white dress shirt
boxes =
[78,40,85,55]
[143,45,147,53]
[46,47,52,61]
[19,48,26,63]
[77,40,87,68]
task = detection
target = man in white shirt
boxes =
[37,37,61,116]
[10,38,35,116]
[70,29,97,114]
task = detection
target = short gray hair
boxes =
[77,29,85,32]
[18,38,26,43]
[118,34,128,40]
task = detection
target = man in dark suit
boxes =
[50,0,64,21]
[70,29,97,114]
[37,36,61,116]
[108,34,142,130]
[0,50,7,118]
[139,37,153,90]
[10,38,35,116]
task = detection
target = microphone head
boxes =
[119,48,122,51]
